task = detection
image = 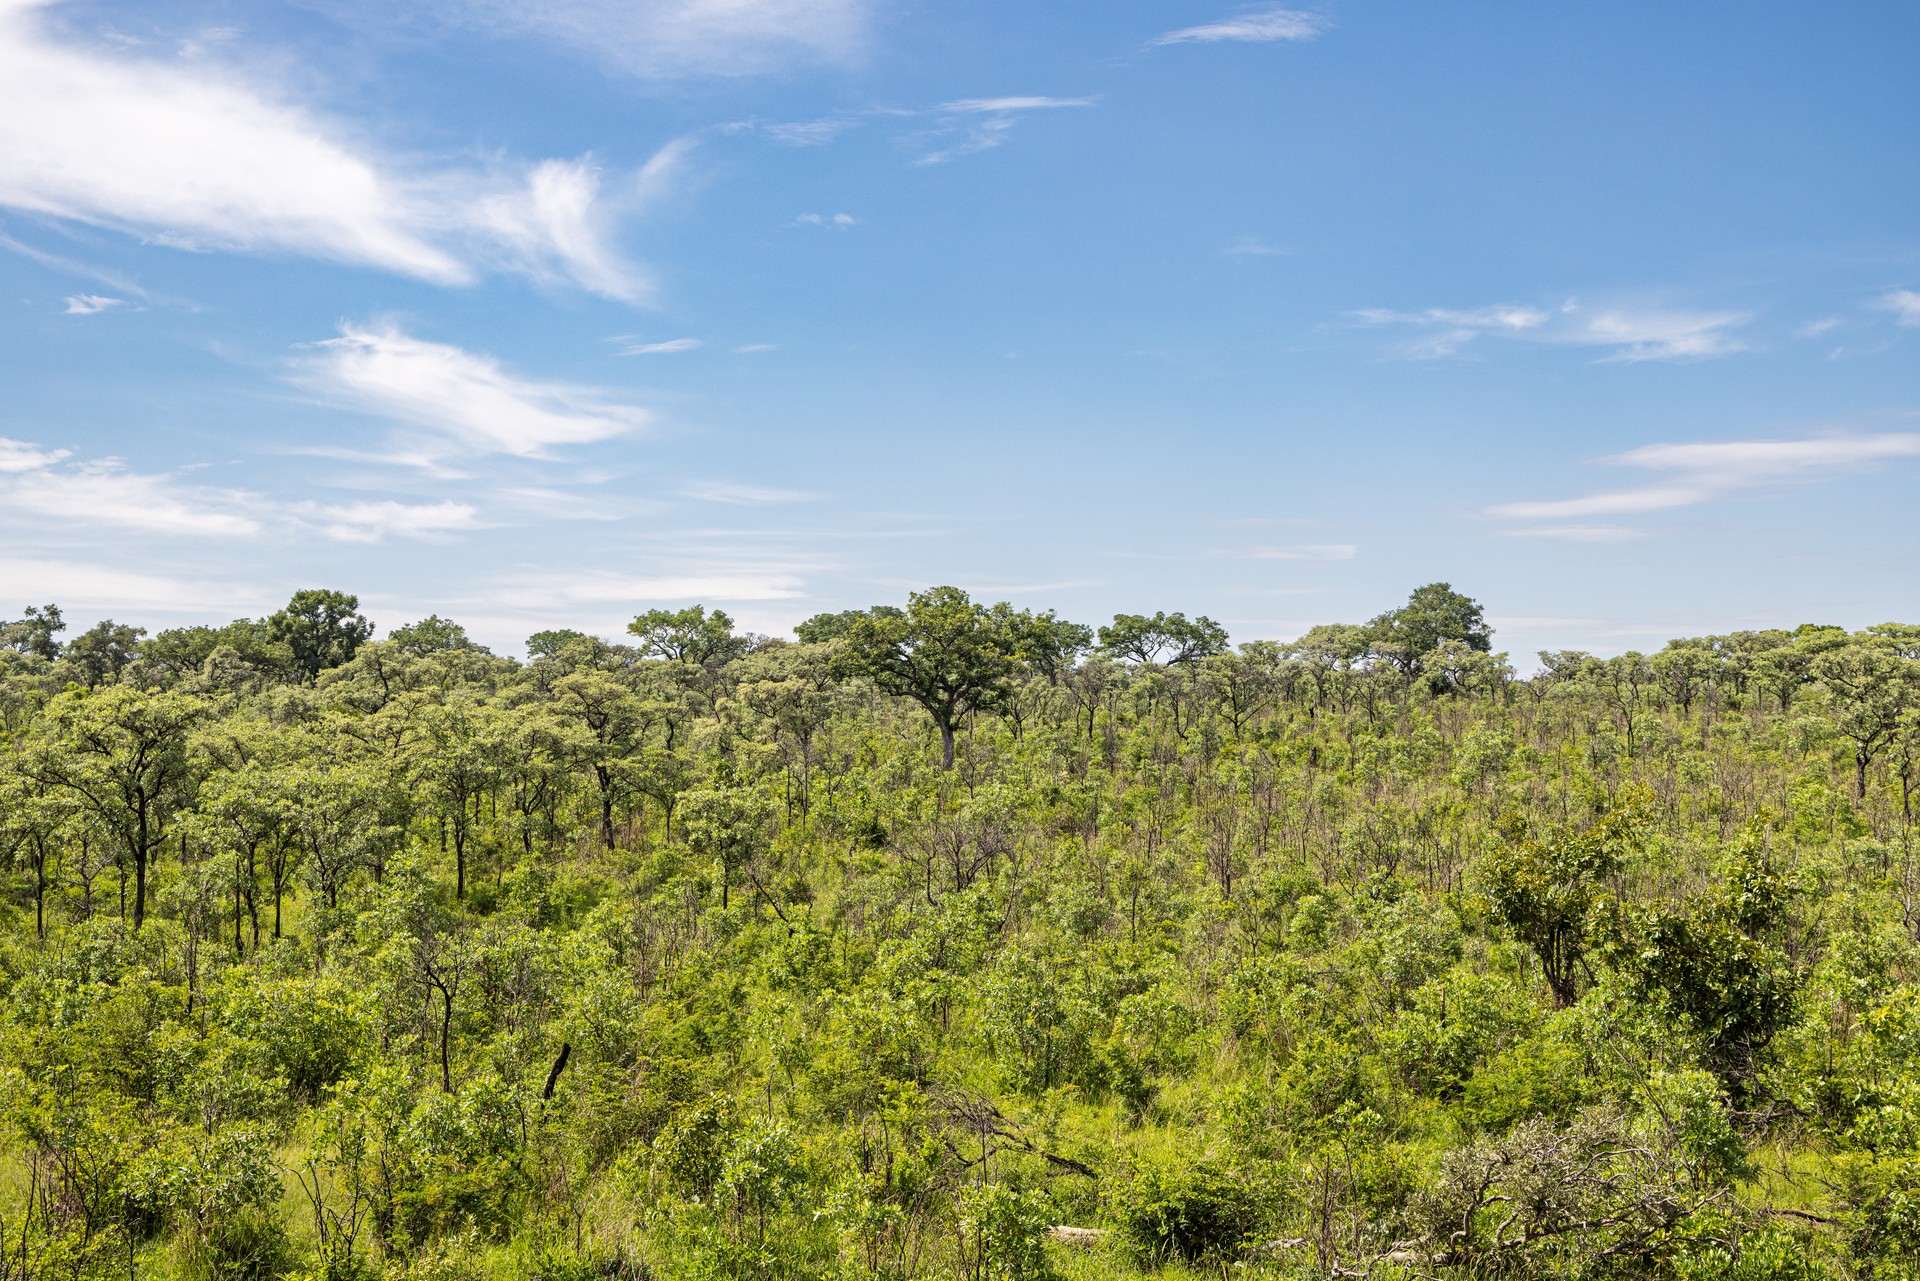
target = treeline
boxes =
[0,583,1918,1280]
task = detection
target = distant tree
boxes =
[1815,641,1919,798]
[388,615,479,656]
[526,629,593,662]
[1008,610,1093,683]
[143,619,292,685]
[0,603,65,659]
[27,687,205,928]
[422,700,505,898]
[681,786,773,911]
[794,607,901,644]
[63,620,147,688]
[629,606,752,668]
[0,762,64,938]
[1368,582,1492,680]
[1199,643,1283,736]
[269,590,374,682]
[834,587,1027,770]
[1097,612,1229,666]
[1650,640,1717,715]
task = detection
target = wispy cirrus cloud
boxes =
[0,436,476,542]
[940,96,1094,114]
[916,96,1094,165]
[681,480,820,504]
[1876,289,1920,326]
[1489,432,1920,537]
[0,438,70,472]
[619,337,702,354]
[299,499,481,543]
[63,293,125,315]
[0,1,662,301]
[0,455,264,537]
[1151,8,1327,47]
[479,568,808,612]
[1215,543,1357,561]
[393,0,873,78]
[300,324,651,461]
[1353,298,1749,361]
[0,557,267,613]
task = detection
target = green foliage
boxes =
[0,588,1917,1278]
[268,588,375,681]
[1107,1154,1260,1263]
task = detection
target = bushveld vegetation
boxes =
[2,584,1920,1281]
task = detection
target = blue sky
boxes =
[2,0,1916,660]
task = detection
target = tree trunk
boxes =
[939,720,956,771]
[438,987,454,1093]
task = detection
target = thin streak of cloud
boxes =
[1353,298,1747,362]
[1501,524,1649,543]
[62,293,124,314]
[1151,8,1327,46]
[298,499,480,543]
[939,96,1094,113]
[619,337,702,355]
[398,0,873,78]
[0,557,265,612]
[1489,432,1920,530]
[681,480,820,504]
[300,324,650,461]
[916,96,1093,165]
[0,229,149,296]
[1216,543,1357,561]
[0,438,492,543]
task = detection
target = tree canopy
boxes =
[0,584,1915,1280]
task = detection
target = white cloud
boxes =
[0,437,70,472]
[299,499,481,543]
[619,337,702,354]
[1353,298,1747,361]
[1223,237,1284,257]
[0,435,500,544]
[401,0,872,77]
[0,2,658,300]
[0,557,265,613]
[490,568,807,608]
[681,480,819,504]
[302,324,651,460]
[1490,432,1920,530]
[63,293,124,314]
[1796,316,1842,338]
[0,458,263,536]
[762,118,854,146]
[939,96,1094,113]
[1877,289,1920,326]
[792,211,857,227]
[1578,308,1748,361]
[1501,524,1649,543]
[917,96,1093,165]
[1218,543,1357,560]
[733,343,778,353]
[1151,8,1327,46]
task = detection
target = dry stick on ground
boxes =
[926,1088,1098,1179]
